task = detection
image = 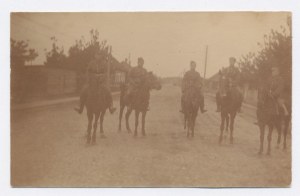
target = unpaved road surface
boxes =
[11,84,291,187]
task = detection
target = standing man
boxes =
[180,61,207,114]
[125,57,148,109]
[74,51,116,114]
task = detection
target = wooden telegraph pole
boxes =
[107,45,112,90]
[203,45,208,90]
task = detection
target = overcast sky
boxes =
[11,12,290,78]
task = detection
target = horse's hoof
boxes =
[266,151,271,156]
[142,132,146,137]
[100,134,106,139]
[219,137,222,144]
[230,138,234,144]
[283,146,287,151]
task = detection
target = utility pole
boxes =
[203,45,208,90]
[107,45,112,90]
[128,53,131,66]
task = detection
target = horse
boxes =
[276,103,291,150]
[182,87,201,138]
[118,72,162,136]
[218,77,243,144]
[257,86,291,152]
[84,76,111,145]
[256,85,284,155]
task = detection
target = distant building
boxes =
[11,61,130,102]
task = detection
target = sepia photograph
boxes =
[10,12,292,187]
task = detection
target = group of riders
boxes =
[74,52,150,114]
[74,50,289,121]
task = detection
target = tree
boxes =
[238,16,291,89]
[11,39,39,68]
[44,36,67,68]
[11,39,39,102]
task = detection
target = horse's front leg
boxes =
[283,116,290,150]
[125,107,133,133]
[92,113,100,144]
[186,114,190,138]
[276,116,282,147]
[258,123,265,154]
[134,110,139,137]
[225,114,229,140]
[229,112,236,144]
[86,112,93,144]
[99,110,106,138]
[219,113,225,144]
[184,114,187,130]
[191,114,197,138]
[141,110,147,136]
[118,104,125,132]
[267,124,274,155]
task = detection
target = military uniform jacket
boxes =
[182,70,202,93]
[86,59,107,89]
[222,66,240,84]
[128,66,148,86]
[267,75,284,99]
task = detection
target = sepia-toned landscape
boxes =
[11,12,291,187]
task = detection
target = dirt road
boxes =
[11,84,291,187]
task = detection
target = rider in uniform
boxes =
[218,57,243,111]
[74,52,116,114]
[267,65,289,116]
[125,57,149,109]
[220,57,240,95]
[180,61,207,114]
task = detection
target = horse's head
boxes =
[146,71,162,90]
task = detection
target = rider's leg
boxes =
[180,94,184,113]
[74,86,88,114]
[278,98,289,116]
[199,91,207,113]
[103,87,116,114]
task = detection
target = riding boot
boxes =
[109,106,116,114]
[179,95,184,113]
[74,87,87,114]
[200,94,207,113]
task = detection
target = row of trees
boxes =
[11,29,129,72]
[11,29,130,102]
[238,16,292,91]
[44,29,126,73]
[11,39,39,68]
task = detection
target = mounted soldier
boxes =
[124,57,149,110]
[180,60,207,114]
[218,57,243,110]
[265,65,289,116]
[219,57,241,96]
[74,51,116,114]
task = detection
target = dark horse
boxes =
[182,88,201,138]
[85,77,111,144]
[218,77,243,144]
[257,86,291,154]
[118,72,162,136]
